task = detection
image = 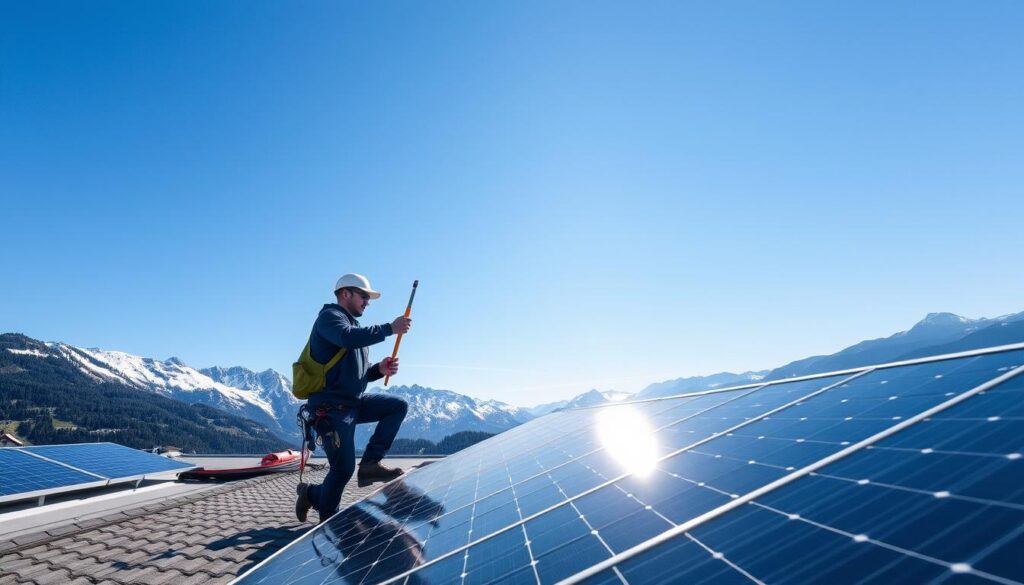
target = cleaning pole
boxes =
[385,280,418,386]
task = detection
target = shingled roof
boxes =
[0,459,426,584]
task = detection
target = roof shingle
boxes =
[0,460,425,584]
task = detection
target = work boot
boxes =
[295,482,313,522]
[357,460,404,487]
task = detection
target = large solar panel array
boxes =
[237,344,1024,585]
[0,442,196,504]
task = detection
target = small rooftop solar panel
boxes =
[235,344,1024,585]
[1,442,196,505]
[22,442,194,479]
[0,448,106,502]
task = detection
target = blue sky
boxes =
[3,2,1023,406]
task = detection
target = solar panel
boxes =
[0,442,196,504]
[579,357,1024,585]
[22,442,195,478]
[0,448,106,501]
[235,344,1024,585]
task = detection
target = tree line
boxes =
[389,430,495,455]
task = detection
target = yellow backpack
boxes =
[291,341,346,400]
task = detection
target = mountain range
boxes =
[527,389,635,417]
[0,336,543,449]
[632,311,1024,398]
[0,334,287,453]
[357,385,533,444]
[42,342,300,442]
[761,311,1024,380]
[3,309,1023,451]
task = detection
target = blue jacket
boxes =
[307,304,394,408]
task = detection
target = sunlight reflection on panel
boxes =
[595,405,658,478]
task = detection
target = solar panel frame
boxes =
[232,341,1024,585]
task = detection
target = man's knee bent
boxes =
[377,394,408,417]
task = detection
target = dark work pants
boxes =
[309,394,408,518]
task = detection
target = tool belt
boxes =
[298,404,348,480]
[297,405,352,449]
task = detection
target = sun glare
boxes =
[595,405,659,478]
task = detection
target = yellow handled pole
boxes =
[385,280,418,386]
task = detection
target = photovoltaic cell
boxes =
[237,346,1024,585]
[0,448,103,498]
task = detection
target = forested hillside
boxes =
[1,334,289,453]
[389,430,495,455]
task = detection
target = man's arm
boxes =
[315,310,393,349]
[367,363,385,383]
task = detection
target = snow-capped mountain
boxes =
[529,389,634,416]
[359,384,535,443]
[0,334,290,453]
[527,398,569,418]
[635,371,768,400]
[12,339,540,446]
[564,389,632,410]
[765,310,1024,380]
[41,343,297,442]
[633,311,1024,397]
[201,365,301,439]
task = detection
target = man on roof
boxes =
[295,273,413,522]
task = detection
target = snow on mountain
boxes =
[559,389,634,411]
[200,365,302,442]
[765,310,1024,380]
[12,340,532,445]
[201,365,299,412]
[41,343,297,442]
[635,371,769,400]
[6,347,47,358]
[527,399,570,418]
[528,389,635,416]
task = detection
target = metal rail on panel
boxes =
[15,448,108,479]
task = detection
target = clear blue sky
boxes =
[3,2,1022,406]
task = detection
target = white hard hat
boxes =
[334,273,381,299]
